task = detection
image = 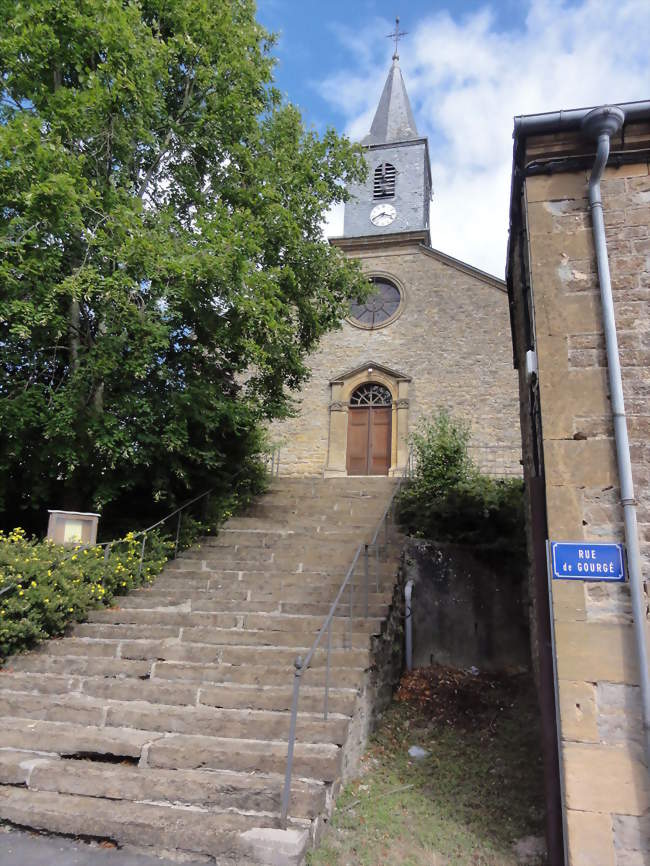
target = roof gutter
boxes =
[513,99,650,137]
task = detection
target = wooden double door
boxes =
[346,406,392,475]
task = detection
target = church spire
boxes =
[362,22,418,146]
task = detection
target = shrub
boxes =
[0,472,263,660]
[397,411,524,553]
[0,528,169,660]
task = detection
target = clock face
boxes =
[370,203,396,227]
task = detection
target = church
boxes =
[272,49,520,478]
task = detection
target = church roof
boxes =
[362,59,419,145]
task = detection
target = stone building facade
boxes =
[507,107,650,865]
[271,57,520,478]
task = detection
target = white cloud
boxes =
[320,0,650,277]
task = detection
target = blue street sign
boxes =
[550,541,626,582]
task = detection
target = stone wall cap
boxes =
[47,510,101,518]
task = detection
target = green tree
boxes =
[0,0,367,524]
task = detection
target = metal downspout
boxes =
[405,579,414,671]
[582,106,650,766]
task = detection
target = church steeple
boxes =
[362,58,419,146]
[342,27,431,243]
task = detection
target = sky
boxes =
[257,0,649,277]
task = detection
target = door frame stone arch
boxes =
[324,361,411,477]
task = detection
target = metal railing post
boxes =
[375,542,380,592]
[347,575,354,648]
[281,657,303,829]
[363,544,369,619]
[137,534,147,579]
[174,512,182,559]
[324,621,331,721]
[384,513,389,558]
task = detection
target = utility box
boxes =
[47,510,99,546]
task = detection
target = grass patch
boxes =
[309,666,545,866]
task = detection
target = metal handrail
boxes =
[280,456,414,827]
[267,445,281,477]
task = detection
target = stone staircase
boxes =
[0,477,405,864]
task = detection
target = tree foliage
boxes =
[0,0,367,524]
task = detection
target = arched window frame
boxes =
[349,382,393,407]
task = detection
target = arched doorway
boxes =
[346,383,393,475]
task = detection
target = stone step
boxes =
[141,574,398,595]
[253,494,392,508]
[113,703,349,745]
[0,787,309,863]
[0,690,349,745]
[168,553,383,572]
[115,586,396,612]
[86,607,383,634]
[78,621,372,651]
[111,589,392,609]
[162,563,399,583]
[0,716,154,760]
[206,530,295,544]
[152,660,363,691]
[147,732,341,781]
[269,477,395,489]
[6,654,153,679]
[224,516,376,531]
[153,575,399,595]
[180,627,372,651]
[208,643,369,670]
[190,548,362,566]
[0,666,360,710]
[0,751,325,819]
[39,636,370,670]
[244,497,387,514]
[199,682,355,715]
[0,716,341,781]
[85,609,244,628]
[213,527,382,544]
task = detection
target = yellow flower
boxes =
[31,581,37,588]
[44,598,49,603]
[47,570,52,577]
[68,607,73,612]
[18,590,24,596]
[83,550,88,556]
[71,555,77,561]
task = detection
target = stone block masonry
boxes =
[270,236,521,477]
[509,117,650,866]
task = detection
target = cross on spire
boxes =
[386,16,407,61]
